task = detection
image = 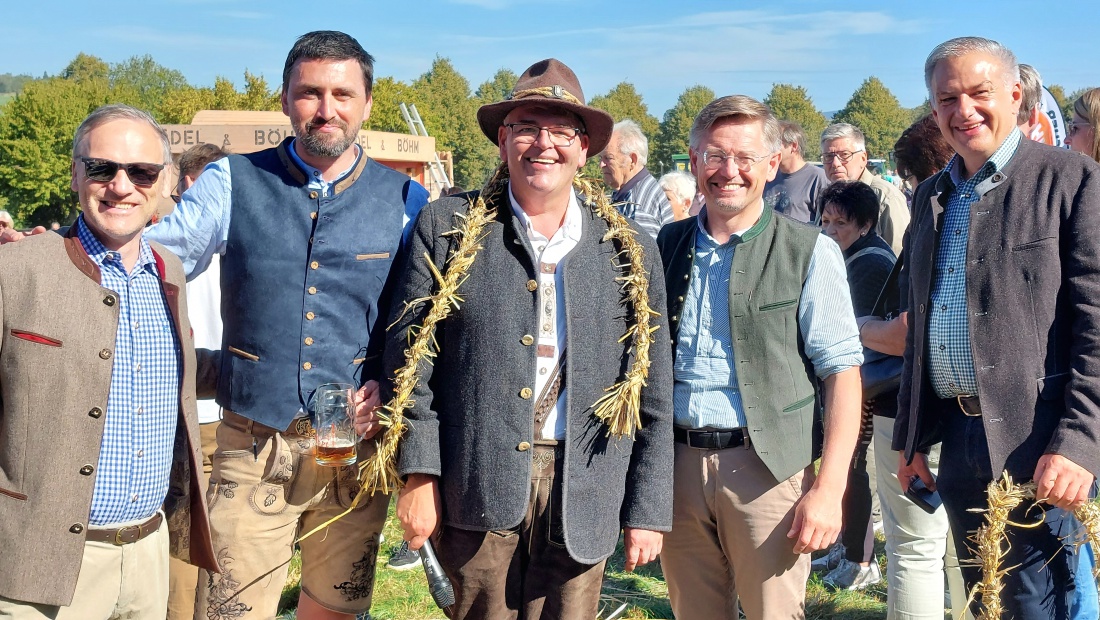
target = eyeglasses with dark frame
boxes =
[696,148,770,172]
[505,123,584,147]
[80,157,165,188]
[820,150,864,164]
[1068,122,1093,138]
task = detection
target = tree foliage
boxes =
[589,82,659,142]
[0,73,33,94]
[651,85,715,175]
[764,83,827,161]
[832,77,911,159]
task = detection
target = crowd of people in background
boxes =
[0,29,1099,620]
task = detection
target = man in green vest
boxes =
[656,95,864,619]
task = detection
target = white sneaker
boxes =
[810,542,846,573]
[823,558,882,591]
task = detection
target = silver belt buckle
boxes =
[956,394,981,417]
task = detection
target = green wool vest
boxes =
[661,207,821,483]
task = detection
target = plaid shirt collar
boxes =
[75,215,157,276]
[937,127,1023,194]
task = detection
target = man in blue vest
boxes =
[656,95,863,619]
[148,31,428,620]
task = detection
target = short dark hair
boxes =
[819,181,880,230]
[893,114,954,184]
[178,143,228,179]
[282,31,375,95]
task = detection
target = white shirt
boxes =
[507,185,582,441]
[185,253,223,424]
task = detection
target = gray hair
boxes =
[821,122,866,152]
[779,120,806,155]
[924,36,1019,97]
[611,119,649,167]
[0,210,12,226]
[689,95,782,154]
[72,104,172,165]
[658,170,696,203]
[1018,64,1042,125]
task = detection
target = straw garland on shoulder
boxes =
[300,161,659,544]
[967,472,1100,620]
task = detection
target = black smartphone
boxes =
[905,477,942,514]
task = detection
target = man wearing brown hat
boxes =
[386,58,674,618]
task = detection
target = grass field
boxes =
[275,502,920,620]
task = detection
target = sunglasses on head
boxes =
[80,157,164,187]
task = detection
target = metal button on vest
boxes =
[526,279,538,292]
[683,274,690,281]
[517,442,531,452]
[304,337,314,346]
[306,311,315,320]
[677,296,684,302]
[919,304,925,313]
[88,407,103,418]
[521,335,535,346]
[79,465,94,475]
[309,191,318,199]
[519,387,533,399]
[308,286,317,295]
[303,362,313,370]
[103,294,116,307]
[69,524,84,534]
[99,349,112,360]
[310,212,318,220]
[310,261,319,270]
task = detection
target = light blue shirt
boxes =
[928,128,1021,399]
[673,208,863,429]
[148,140,423,280]
[78,217,180,525]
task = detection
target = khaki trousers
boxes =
[438,444,607,620]
[0,517,169,620]
[661,442,812,620]
[166,420,220,620]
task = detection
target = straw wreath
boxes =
[967,472,1100,620]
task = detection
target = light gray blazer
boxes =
[0,230,217,606]
[385,190,674,564]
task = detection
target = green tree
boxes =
[0,73,33,94]
[909,100,932,122]
[109,55,188,114]
[367,76,415,133]
[239,71,280,112]
[1047,84,1068,119]
[763,83,827,160]
[0,77,113,225]
[589,82,659,142]
[832,77,911,159]
[474,68,517,105]
[652,85,715,174]
[61,53,109,83]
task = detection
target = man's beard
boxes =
[297,118,357,158]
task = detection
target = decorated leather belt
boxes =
[954,395,982,417]
[222,410,315,438]
[86,512,162,545]
[674,427,747,450]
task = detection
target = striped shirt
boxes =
[612,168,674,240]
[673,209,862,429]
[928,129,1022,398]
[78,217,181,526]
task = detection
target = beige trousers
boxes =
[166,420,220,620]
[0,518,169,620]
[661,442,812,620]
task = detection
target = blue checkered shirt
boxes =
[928,129,1022,399]
[77,217,181,526]
[673,210,863,429]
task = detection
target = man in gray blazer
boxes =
[0,104,216,618]
[896,36,1100,618]
[387,59,674,619]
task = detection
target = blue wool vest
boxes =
[218,138,426,430]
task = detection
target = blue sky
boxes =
[3,0,1097,116]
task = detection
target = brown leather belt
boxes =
[221,410,313,437]
[955,395,982,417]
[674,427,747,450]
[86,512,162,545]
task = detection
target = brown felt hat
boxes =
[477,58,614,154]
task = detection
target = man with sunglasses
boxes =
[0,104,217,618]
[820,122,909,254]
[656,95,863,619]
[146,31,428,620]
[389,58,673,618]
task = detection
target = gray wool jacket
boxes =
[384,189,675,564]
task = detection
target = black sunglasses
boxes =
[80,157,164,188]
